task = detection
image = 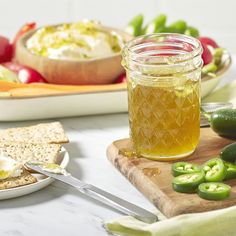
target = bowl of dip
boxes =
[15,21,132,85]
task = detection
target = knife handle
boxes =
[80,184,158,223]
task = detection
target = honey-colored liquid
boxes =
[128,76,200,160]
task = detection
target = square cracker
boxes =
[0,169,37,190]
[0,142,62,164]
[0,122,69,144]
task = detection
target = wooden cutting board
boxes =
[107,128,236,218]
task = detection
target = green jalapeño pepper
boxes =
[203,158,227,182]
[198,182,231,200]
[213,48,224,66]
[184,26,200,38]
[144,14,167,34]
[224,162,236,180]
[220,142,236,163]
[125,14,144,37]
[172,162,201,177]
[202,62,218,75]
[167,20,187,34]
[172,171,205,193]
[210,109,236,138]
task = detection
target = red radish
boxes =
[198,37,219,49]
[12,22,36,55]
[18,68,47,83]
[0,36,13,63]
[2,62,47,83]
[2,62,22,72]
[115,74,126,83]
[201,42,213,65]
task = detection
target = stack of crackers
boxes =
[0,122,69,190]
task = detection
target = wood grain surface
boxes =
[107,128,236,217]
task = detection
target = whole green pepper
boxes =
[184,26,200,38]
[210,109,236,138]
[202,62,218,75]
[125,14,144,37]
[213,48,224,65]
[144,14,167,34]
[166,20,187,34]
[220,143,236,163]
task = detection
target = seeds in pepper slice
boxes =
[172,162,201,177]
[202,158,227,182]
[172,171,205,193]
[198,182,231,200]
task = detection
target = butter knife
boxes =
[25,163,158,223]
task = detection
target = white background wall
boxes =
[1,0,236,52]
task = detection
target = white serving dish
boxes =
[0,147,69,200]
[0,90,128,121]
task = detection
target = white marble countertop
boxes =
[0,114,157,236]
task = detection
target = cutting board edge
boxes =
[106,135,236,218]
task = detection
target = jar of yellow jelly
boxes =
[122,33,203,161]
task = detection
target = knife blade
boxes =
[26,163,158,224]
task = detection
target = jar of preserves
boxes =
[122,33,203,161]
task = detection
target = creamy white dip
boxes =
[0,156,23,180]
[26,21,123,60]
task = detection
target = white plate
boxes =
[0,147,69,200]
[0,83,224,121]
[0,90,128,121]
[201,76,221,98]
[0,79,228,121]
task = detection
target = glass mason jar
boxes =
[122,33,203,161]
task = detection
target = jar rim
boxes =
[122,33,202,64]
